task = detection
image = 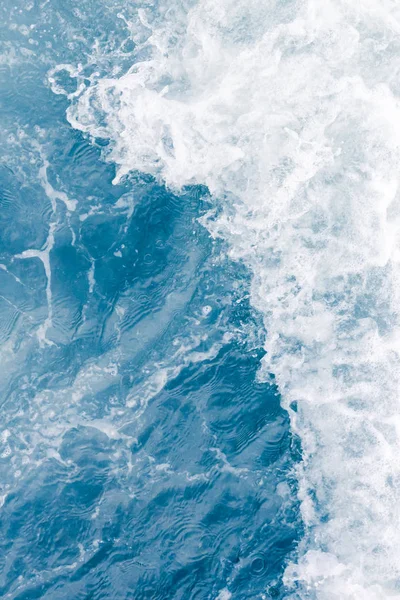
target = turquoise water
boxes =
[0,2,300,598]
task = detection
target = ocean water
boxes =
[0,2,299,599]
[2,0,400,599]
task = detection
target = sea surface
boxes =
[2,1,400,599]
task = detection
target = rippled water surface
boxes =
[0,2,300,598]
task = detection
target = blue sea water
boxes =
[4,1,400,598]
[0,2,301,598]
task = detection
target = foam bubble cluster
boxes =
[66,0,400,597]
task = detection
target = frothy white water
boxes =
[66,0,400,597]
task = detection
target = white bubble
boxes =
[202,305,212,316]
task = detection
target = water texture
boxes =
[1,1,300,599]
[3,0,400,598]
[66,0,400,598]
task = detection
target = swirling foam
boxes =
[66,0,400,597]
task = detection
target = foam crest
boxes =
[66,0,400,597]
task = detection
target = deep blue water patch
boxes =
[0,1,301,598]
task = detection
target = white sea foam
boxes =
[66,0,400,597]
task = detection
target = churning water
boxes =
[2,0,400,598]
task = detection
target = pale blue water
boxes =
[0,2,301,598]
